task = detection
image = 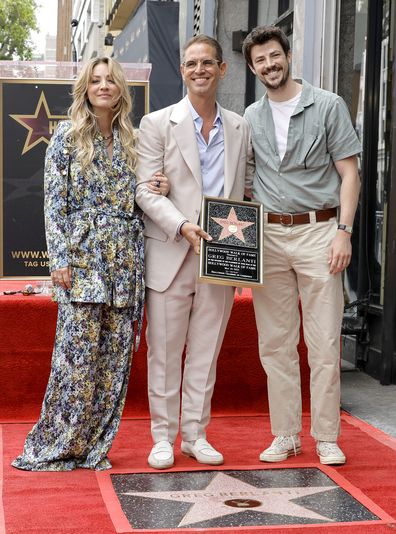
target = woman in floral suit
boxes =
[12,57,168,471]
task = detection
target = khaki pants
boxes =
[252,218,344,441]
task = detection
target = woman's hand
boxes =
[51,266,72,290]
[148,172,170,196]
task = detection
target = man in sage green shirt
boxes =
[242,26,361,465]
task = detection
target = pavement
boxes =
[341,365,396,438]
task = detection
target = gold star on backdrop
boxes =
[10,92,67,155]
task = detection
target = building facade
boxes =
[176,0,396,386]
[56,0,73,61]
[66,0,396,384]
[71,0,109,61]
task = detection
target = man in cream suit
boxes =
[136,35,253,469]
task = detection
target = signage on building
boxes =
[0,78,148,278]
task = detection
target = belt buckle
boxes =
[280,212,294,226]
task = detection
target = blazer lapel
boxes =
[171,98,202,187]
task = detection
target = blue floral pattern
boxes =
[12,120,144,471]
[44,120,144,323]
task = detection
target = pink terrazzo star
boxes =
[123,472,336,527]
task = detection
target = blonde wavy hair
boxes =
[68,56,137,172]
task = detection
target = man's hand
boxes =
[51,266,72,289]
[180,222,212,255]
[328,231,352,274]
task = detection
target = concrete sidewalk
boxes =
[341,367,396,438]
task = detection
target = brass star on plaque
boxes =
[10,92,67,155]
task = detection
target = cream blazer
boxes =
[136,96,253,292]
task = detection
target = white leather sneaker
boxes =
[260,435,301,462]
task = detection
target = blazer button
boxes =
[61,169,67,175]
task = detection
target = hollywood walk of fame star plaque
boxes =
[199,196,264,287]
[100,467,389,531]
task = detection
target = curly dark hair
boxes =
[242,26,290,67]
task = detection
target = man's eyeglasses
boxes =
[183,59,222,70]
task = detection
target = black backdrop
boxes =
[1,80,147,278]
[113,1,182,112]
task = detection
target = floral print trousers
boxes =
[12,301,135,471]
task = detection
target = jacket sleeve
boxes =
[135,112,190,241]
[43,121,71,272]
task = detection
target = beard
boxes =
[261,63,290,90]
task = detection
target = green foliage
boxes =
[0,0,39,60]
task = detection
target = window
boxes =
[278,0,293,17]
[341,0,391,307]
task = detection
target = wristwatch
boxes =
[337,224,353,234]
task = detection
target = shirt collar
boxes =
[293,79,314,113]
[262,79,314,116]
[186,96,222,126]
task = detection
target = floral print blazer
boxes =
[44,120,145,341]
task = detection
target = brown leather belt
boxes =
[266,207,337,226]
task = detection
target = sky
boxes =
[31,1,58,55]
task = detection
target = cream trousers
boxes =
[252,218,344,441]
[145,248,235,444]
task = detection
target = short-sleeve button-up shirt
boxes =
[244,79,362,213]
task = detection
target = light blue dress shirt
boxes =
[187,97,225,198]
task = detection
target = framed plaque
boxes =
[199,196,264,287]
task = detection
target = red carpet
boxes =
[0,283,310,422]
[3,282,393,532]
[1,414,396,533]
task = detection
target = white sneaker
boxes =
[148,441,174,469]
[260,435,301,462]
[181,438,224,465]
[316,441,346,465]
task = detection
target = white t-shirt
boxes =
[268,91,302,161]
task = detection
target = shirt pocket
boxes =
[297,125,330,169]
